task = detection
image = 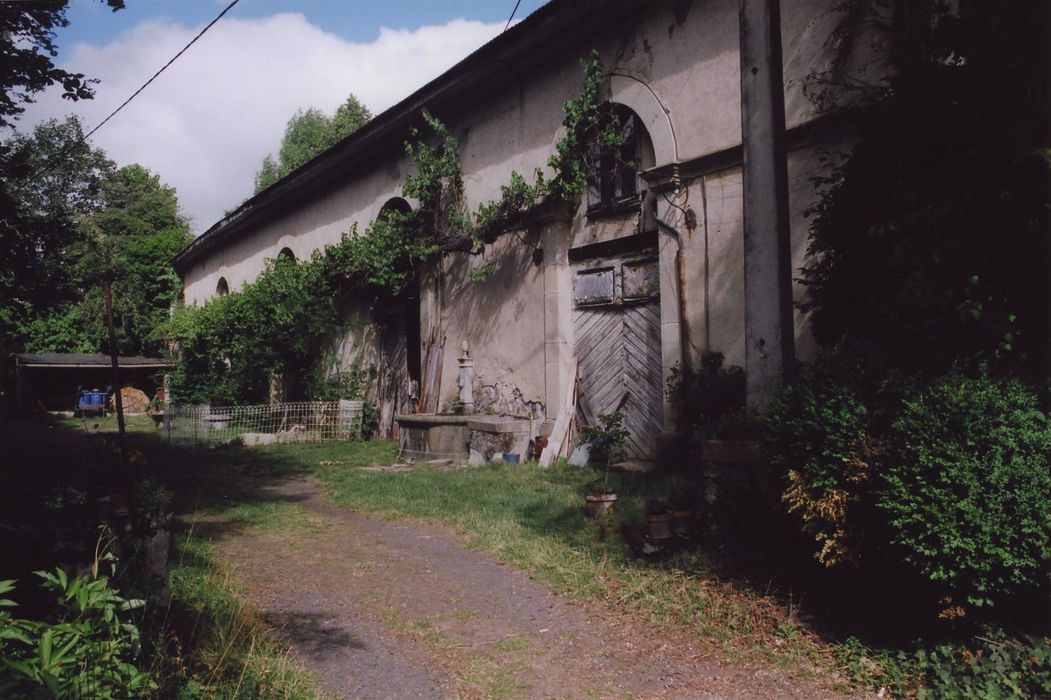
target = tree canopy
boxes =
[0,117,192,357]
[0,1,125,128]
[254,94,372,192]
[0,116,115,326]
[67,165,194,356]
[799,0,1048,378]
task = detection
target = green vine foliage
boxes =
[168,254,338,403]
[323,213,437,295]
[917,628,1051,699]
[548,50,612,201]
[169,53,615,403]
[403,110,470,241]
[473,169,548,236]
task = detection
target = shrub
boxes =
[917,628,1051,699]
[308,361,375,402]
[167,254,339,404]
[881,374,1051,610]
[764,346,897,566]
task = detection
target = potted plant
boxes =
[579,411,628,518]
[670,351,762,464]
[645,498,674,541]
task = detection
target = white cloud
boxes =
[16,14,505,234]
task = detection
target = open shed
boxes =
[14,353,170,413]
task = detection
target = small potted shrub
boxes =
[670,351,762,464]
[645,498,674,540]
[580,412,628,518]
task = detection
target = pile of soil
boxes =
[111,386,150,414]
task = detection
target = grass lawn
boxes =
[228,440,840,678]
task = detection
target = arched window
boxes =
[378,197,412,221]
[278,247,296,263]
[216,277,229,297]
[585,104,654,214]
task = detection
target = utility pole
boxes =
[104,279,129,471]
[739,0,795,409]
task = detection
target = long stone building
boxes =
[173,0,882,460]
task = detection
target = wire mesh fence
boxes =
[159,400,363,446]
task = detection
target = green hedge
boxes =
[881,374,1051,610]
[766,360,1051,613]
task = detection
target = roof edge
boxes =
[172,0,644,273]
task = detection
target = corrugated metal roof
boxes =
[16,353,170,368]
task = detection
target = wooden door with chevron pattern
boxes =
[573,258,663,461]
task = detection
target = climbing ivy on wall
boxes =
[547,50,616,201]
[168,51,617,403]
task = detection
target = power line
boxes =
[83,0,242,142]
[504,0,523,32]
[17,0,241,188]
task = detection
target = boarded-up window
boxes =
[622,259,659,300]
[574,268,615,306]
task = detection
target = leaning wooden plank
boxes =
[554,379,579,459]
[539,407,571,468]
[539,362,577,468]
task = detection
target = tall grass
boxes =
[151,529,323,698]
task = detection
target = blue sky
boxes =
[22,1,548,233]
[60,1,548,47]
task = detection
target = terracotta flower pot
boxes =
[585,493,617,518]
[671,509,694,536]
[646,512,673,540]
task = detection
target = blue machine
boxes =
[76,386,109,416]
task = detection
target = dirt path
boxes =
[208,476,858,699]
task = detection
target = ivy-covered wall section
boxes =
[167,53,616,405]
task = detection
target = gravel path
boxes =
[209,476,857,699]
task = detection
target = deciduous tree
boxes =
[0,0,125,128]
[254,94,372,192]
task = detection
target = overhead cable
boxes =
[83,0,242,142]
[504,0,523,32]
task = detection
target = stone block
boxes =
[241,432,278,446]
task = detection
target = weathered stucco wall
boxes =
[184,0,867,305]
[670,139,838,375]
[182,161,415,305]
[437,232,547,417]
[177,0,880,444]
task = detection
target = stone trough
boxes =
[395,413,533,465]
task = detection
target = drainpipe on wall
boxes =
[655,214,692,371]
